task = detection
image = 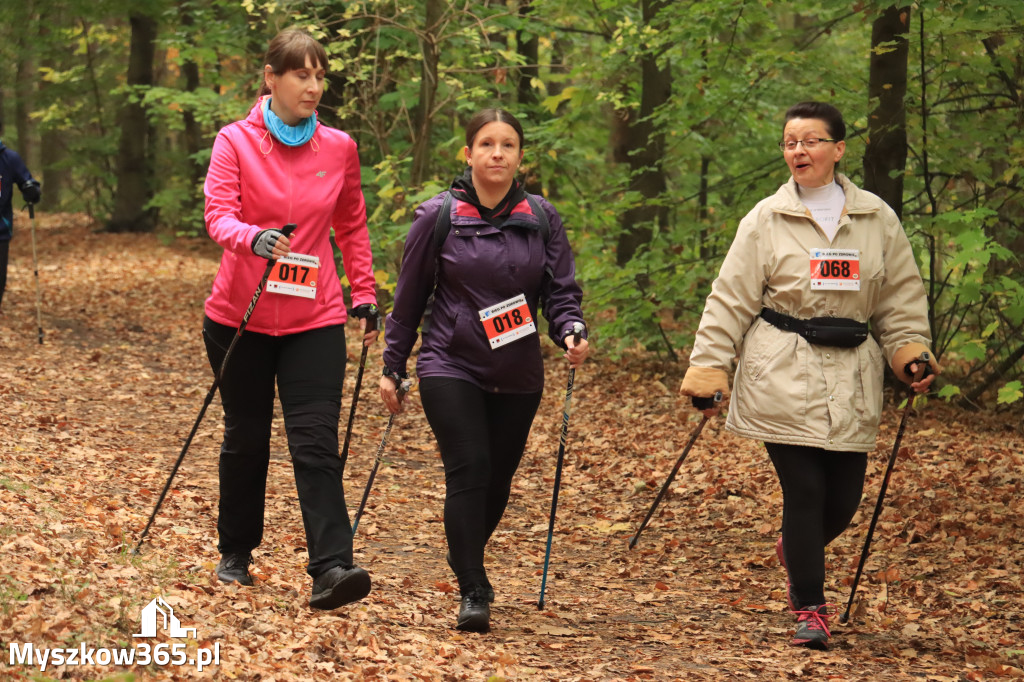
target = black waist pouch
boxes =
[760,308,868,348]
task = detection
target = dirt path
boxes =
[1,215,1022,681]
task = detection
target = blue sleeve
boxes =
[7,149,34,188]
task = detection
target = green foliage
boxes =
[2,0,1022,408]
[997,381,1023,405]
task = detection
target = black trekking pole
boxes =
[133,224,296,555]
[839,353,931,624]
[538,322,585,610]
[629,391,723,549]
[339,307,379,469]
[26,203,43,345]
[351,378,412,535]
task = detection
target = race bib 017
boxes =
[267,253,320,299]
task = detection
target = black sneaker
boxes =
[216,552,254,586]
[446,551,494,603]
[791,604,832,650]
[456,585,491,633]
[309,565,371,610]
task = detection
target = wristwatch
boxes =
[382,365,407,387]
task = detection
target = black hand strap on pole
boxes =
[133,224,296,555]
[839,353,931,624]
[629,391,723,549]
[538,322,585,610]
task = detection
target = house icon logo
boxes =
[132,597,197,639]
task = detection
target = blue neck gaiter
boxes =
[262,97,317,147]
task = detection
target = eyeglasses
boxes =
[779,137,838,152]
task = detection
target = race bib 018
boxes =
[479,293,537,349]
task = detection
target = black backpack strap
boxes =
[433,191,454,252]
[422,191,452,337]
[525,194,550,242]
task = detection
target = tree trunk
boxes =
[38,5,70,207]
[517,0,542,194]
[14,39,37,172]
[179,3,204,210]
[107,13,158,233]
[410,0,444,187]
[615,0,671,266]
[863,5,911,219]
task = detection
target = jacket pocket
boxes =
[855,337,885,428]
[738,321,808,422]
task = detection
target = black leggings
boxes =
[767,442,867,609]
[420,377,543,594]
[203,316,351,578]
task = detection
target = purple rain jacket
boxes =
[383,191,586,394]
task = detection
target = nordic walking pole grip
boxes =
[839,354,929,624]
[629,390,723,549]
[538,323,585,610]
[133,223,296,555]
[352,378,412,534]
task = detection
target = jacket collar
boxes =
[772,173,880,217]
[245,97,269,129]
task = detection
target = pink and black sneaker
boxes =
[791,604,832,650]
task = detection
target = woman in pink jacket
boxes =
[202,29,378,610]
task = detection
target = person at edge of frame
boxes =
[201,28,379,610]
[679,101,940,650]
[0,132,42,313]
[378,108,590,633]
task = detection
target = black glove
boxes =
[691,391,724,411]
[351,303,380,332]
[903,353,933,381]
[20,179,41,205]
[251,228,285,259]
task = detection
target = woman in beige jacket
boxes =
[680,101,939,650]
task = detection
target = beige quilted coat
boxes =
[685,174,932,452]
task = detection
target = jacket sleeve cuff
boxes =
[680,366,730,400]
[891,342,939,384]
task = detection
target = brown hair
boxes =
[464,108,525,149]
[783,101,846,141]
[257,29,328,97]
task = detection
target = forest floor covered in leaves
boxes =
[1,213,1023,681]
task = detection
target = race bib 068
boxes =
[810,248,860,291]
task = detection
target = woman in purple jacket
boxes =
[379,109,589,633]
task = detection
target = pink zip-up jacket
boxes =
[203,97,376,335]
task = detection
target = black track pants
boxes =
[203,316,352,578]
[420,377,543,594]
[766,442,867,609]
